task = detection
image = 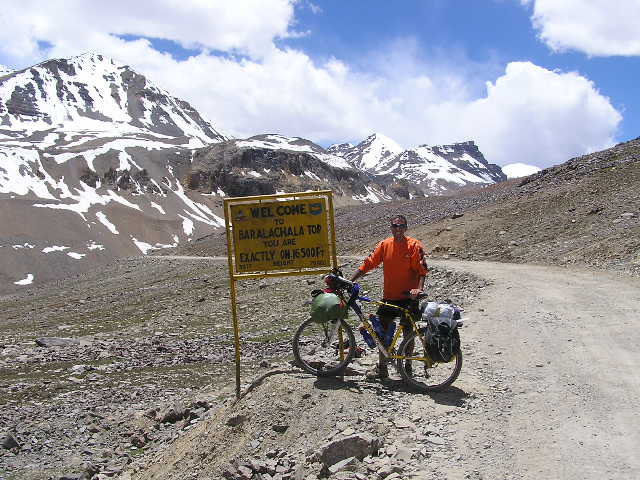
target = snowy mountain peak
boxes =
[363,132,403,150]
[354,132,404,170]
[330,132,404,171]
[326,142,354,157]
[0,53,227,144]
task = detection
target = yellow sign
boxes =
[230,197,330,272]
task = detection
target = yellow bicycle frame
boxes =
[335,295,435,367]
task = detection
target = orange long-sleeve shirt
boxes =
[358,236,428,299]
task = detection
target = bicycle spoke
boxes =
[293,318,355,377]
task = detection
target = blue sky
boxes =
[1,0,638,169]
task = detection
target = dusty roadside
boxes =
[119,260,640,480]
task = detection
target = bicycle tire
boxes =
[292,318,356,377]
[396,329,463,392]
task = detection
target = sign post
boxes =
[223,191,337,398]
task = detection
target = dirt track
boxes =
[118,259,640,480]
[427,260,640,479]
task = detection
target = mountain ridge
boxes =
[329,133,506,194]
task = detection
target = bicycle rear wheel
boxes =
[292,318,355,377]
[396,330,462,392]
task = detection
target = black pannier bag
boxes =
[421,302,461,362]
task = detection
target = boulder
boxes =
[318,433,382,468]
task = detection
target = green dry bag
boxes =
[310,292,347,323]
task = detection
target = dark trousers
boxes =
[375,299,419,365]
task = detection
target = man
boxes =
[350,214,428,379]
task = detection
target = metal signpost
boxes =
[223,191,337,398]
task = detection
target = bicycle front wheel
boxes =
[292,318,355,377]
[396,330,462,392]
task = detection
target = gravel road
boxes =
[425,260,640,480]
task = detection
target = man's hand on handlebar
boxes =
[409,288,423,300]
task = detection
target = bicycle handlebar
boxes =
[325,273,355,291]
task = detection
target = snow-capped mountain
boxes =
[0,53,232,291]
[0,53,226,143]
[329,134,506,194]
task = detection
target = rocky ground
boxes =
[0,256,486,480]
[1,137,639,480]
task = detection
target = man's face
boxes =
[390,218,407,239]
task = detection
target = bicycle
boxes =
[292,271,463,392]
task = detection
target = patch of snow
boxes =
[248,170,262,177]
[150,179,167,196]
[171,180,225,227]
[87,242,105,251]
[0,146,57,200]
[304,170,321,181]
[150,201,166,214]
[106,190,141,211]
[42,245,69,253]
[12,243,35,249]
[96,211,119,234]
[14,274,34,285]
[132,236,177,254]
[67,252,85,259]
[33,179,140,220]
[353,185,390,203]
[131,237,154,254]
[179,215,195,236]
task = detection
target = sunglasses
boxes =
[390,223,407,229]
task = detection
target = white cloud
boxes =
[524,0,640,56]
[454,62,622,168]
[0,2,623,169]
[0,0,296,66]
[502,163,542,179]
